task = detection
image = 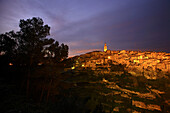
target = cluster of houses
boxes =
[72,47,170,76]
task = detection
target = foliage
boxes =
[0,17,69,67]
[1,63,170,113]
[0,31,17,66]
[45,41,69,63]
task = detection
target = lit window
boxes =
[9,63,13,66]
[71,67,75,69]
[133,60,139,63]
[108,56,111,59]
[38,62,43,66]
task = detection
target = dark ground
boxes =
[0,64,170,113]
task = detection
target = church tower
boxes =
[104,43,107,52]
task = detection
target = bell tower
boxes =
[104,43,107,52]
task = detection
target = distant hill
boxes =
[70,50,170,79]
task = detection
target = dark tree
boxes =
[60,43,69,60]
[0,31,17,66]
[16,17,51,66]
[45,41,69,63]
[0,17,69,66]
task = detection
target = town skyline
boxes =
[69,42,170,57]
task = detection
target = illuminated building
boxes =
[71,66,75,69]
[104,43,107,52]
[72,46,170,75]
[108,56,111,59]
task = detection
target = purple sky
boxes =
[0,0,170,56]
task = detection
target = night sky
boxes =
[0,0,170,56]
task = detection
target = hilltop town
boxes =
[71,43,170,79]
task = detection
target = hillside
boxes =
[0,50,170,113]
[59,50,170,112]
[71,50,170,79]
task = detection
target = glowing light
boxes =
[145,56,148,59]
[138,56,142,59]
[38,62,43,66]
[82,64,85,67]
[133,60,139,63]
[108,56,111,59]
[104,43,107,52]
[9,63,13,66]
[71,66,75,69]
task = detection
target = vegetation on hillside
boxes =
[0,64,169,113]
